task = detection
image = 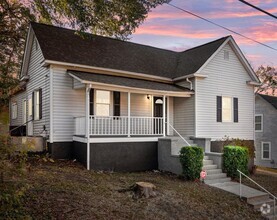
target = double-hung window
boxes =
[255,114,263,132]
[96,90,110,116]
[261,142,271,160]
[11,102,17,119]
[33,89,42,120]
[217,96,238,122]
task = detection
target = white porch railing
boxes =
[74,116,164,136]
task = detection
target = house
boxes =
[10,22,260,171]
[255,94,277,168]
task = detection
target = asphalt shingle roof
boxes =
[31,22,229,79]
[69,71,191,92]
[259,94,277,109]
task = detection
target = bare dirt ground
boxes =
[1,159,266,220]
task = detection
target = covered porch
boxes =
[69,71,193,141]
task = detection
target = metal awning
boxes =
[68,71,194,97]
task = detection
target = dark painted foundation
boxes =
[72,141,158,172]
[48,142,73,159]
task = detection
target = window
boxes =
[23,99,27,123]
[96,90,110,116]
[33,89,42,120]
[113,91,120,116]
[217,96,238,123]
[11,102,17,119]
[255,114,263,132]
[222,97,232,122]
[261,142,271,160]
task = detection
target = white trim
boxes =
[261,142,271,160]
[22,99,27,124]
[73,136,159,143]
[163,95,166,137]
[255,114,263,132]
[195,78,198,137]
[68,73,193,97]
[167,97,170,135]
[127,92,131,137]
[49,67,54,143]
[43,59,172,82]
[173,73,208,82]
[86,85,91,170]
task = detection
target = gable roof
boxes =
[30,22,231,80]
[259,94,277,109]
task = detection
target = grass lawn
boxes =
[1,159,265,220]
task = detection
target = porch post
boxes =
[128,92,131,137]
[163,95,166,137]
[86,84,91,170]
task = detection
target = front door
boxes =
[153,97,163,134]
[27,94,33,136]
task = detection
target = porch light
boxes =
[147,94,150,100]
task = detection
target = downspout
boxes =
[186,77,193,90]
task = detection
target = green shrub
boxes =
[223,146,248,178]
[179,146,203,180]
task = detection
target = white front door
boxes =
[27,94,33,136]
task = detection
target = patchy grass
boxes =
[1,159,264,219]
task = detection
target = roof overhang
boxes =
[68,71,194,97]
[173,73,208,82]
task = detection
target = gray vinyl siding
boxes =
[25,37,50,136]
[52,68,86,142]
[255,96,277,168]
[10,91,26,126]
[196,43,255,140]
[173,80,195,137]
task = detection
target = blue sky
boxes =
[130,0,277,69]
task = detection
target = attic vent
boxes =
[224,50,229,60]
[35,39,38,51]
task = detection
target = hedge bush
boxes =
[223,145,248,178]
[179,146,203,180]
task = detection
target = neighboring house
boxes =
[10,22,260,171]
[255,94,277,168]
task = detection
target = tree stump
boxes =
[134,182,156,198]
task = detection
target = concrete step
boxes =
[203,160,214,166]
[205,173,227,180]
[205,177,231,185]
[250,199,275,210]
[247,194,270,203]
[206,169,222,175]
[204,155,209,160]
[203,164,218,170]
[209,181,238,187]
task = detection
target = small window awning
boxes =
[68,71,194,97]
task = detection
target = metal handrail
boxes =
[9,119,33,134]
[238,169,276,218]
[166,122,191,146]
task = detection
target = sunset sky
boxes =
[131,0,277,70]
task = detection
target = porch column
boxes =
[127,92,131,137]
[85,84,91,170]
[163,95,166,137]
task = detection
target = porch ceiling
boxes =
[68,70,194,97]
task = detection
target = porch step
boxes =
[205,177,231,185]
[203,159,213,166]
[205,173,227,180]
[206,169,222,175]
[247,194,270,204]
[203,164,218,170]
[204,155,209,160]
[249,198,275,210]
[208,181,238,187]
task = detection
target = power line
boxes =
[238,0,277,20]
[167,2,277,52]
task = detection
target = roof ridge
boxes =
[180,36,230,53]
[30,22,177,54]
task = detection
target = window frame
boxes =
[255,114,263,132]
[261,142,271,160]
[11,102,18,119]
[222,96,232,122]
[33,89,42,121]
[95,90,111,117]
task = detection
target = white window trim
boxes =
[261,142,271,160]
[255,114,263,132]
[34,90,40,121]
[222,96,233,122]
[11,102,18,119]
[23,99,27,124]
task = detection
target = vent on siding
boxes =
[35,39,38,51]
[224,50,229,60]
